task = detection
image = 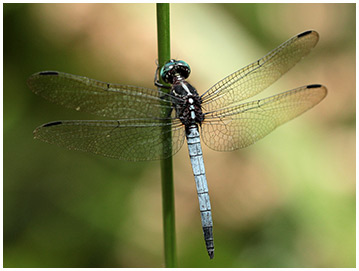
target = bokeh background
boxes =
[4,3,355,268]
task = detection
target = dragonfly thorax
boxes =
[160,59,204,127]
[172,86,204,127]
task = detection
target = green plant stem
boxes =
[156,3,177,268]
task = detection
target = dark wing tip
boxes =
[208,250,214,259]
[42,121,63,127]
[38,71,59,76]
[306,84,328,100]
[307,84,323,89]
[33,121,63,139]
[297,30,319,43]
[297,30,314,38]
[27,71,60,91]
[28,71,59,79]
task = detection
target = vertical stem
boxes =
[156,3,177,268]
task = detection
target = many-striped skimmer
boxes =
[28,30,327,259]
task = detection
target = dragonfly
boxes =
[28,30,327,259]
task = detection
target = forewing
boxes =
[201,31,319,111]
[201,85,327,151]
[27,71,174,119]
[34,119,185,161]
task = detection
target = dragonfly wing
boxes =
[27,71,174,119]
[201,85,327,151]
[34,119,185,161]
[201,30,319,111]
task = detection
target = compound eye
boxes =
[160,62,174,83]
[177,60,191,79]
[177,60,190,70]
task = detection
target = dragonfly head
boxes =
[160,59,191,84]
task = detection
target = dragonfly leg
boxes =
[154,80,170,89]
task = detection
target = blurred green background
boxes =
[4,3,355,268]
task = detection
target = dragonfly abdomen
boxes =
[186,124,214,259]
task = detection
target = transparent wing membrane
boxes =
[201,30,319,111]
[34,119,185,161]
[29,31,326,160]
[27,71,175,119]
[201,85,327,151]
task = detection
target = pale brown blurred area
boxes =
[5,3,355,267]
[29,4,157,86]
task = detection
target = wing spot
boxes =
[43,121,62,127]
[297,30,312,38]
[307,84,322,89]
[39,71,59,76]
